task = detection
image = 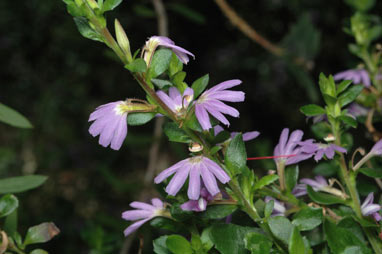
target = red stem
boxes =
[247,154,296,161]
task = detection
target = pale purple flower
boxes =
[264,196,286,217]
[300,176,329,192]
[292,183,307,197]
[298,139,347,161]
[156,87,194,117]
[195,80,245,130]
[154,156,230,200]
[361,193,381,221]
[122,198,165,236]
[88,101,129,150]
[143,36,195,64]
[334,69,371,87]
[213,125,260,142]
[347,103,368,118]
[371,140,382,155]
[273,128,314,166]
[181,188,214,212]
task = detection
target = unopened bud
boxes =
[86,0,99,9]
[324,134,335,142]
[189,142,203,153]
[115,19,132,62]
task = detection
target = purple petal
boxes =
[214,125,224,136]
[188,164,201,200]
[154,159,187,184]
[203,157,230,183]
[206,106,230,126]
[165,166,190,196]
[360,70,371,87]
[362,193,375,209]
[200,163,220,196]
[156,90,176,112]
[314,149,325,161]
[122,210,152,221]
[180,200,200,211]
[363,204,381,216]
[110,114,128,150]
[278,129,290,155]
[242,131,260,141]
[208,90,245,102]
[151,198,164,208]
[324,147,335,159]
[284,130,303,154]
[371,140,382,155]
[204,100,240,117]
[207,79,242,93]
[123,218,150,236]
[130,201,155,211]
[195,104,212,130]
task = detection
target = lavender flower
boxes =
[154,156,230,200]
[143,36,195,65]
[195,80,245,130]
[371,140,382,156]
[291,183,307,197]
[298,139,347,161]
[181,188,214,212]
[213,125,260,142]
[88,101,129,150]
[273,128,314,166]
[122,198,166,236]
[300,176,329,192]
[347,103,368,118]
[156,87,194,117]
[334,68,371,87]
[264,196,286,217]
[361,193,381,221]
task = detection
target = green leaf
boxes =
[319,73,336,97]
[0,194,18,218]
[127,112,155,126]
[338,115,357,128]
[225,134,247,176]
[166,235,193,254]
[30,250,49,254]
[343,246,363,254]
[345,0,375,11]
[168,52,183,77]
[147,49,172,80]
[313,161,338,177]
[268,216,293,245]
[200,205,237,219]
[185,113,202,132]
[338,85,364,108]
[124,58,147,73]
[64,2,85,17]
[102,0,122,12]
[264,200,274,218]
[244,232,273,254]
[154,236,171,254]
[300,104,326,116]
[292,207,323,231]
[0,175,48,194]
[285,165,299,192]
[163,122,191,143]
[289,227,306,254]
[151,79,173,89]
[191,74,209,98]
[201,227,214,252]
[73,17,103,42]
[0,103,33,128]
[150,217,184,233]
[307,185,346,205]
[171,71,187,92]
[322,94,337,107]
[324,219,371,254]
[210,224,260,254]
[253,174,279,190]
[337,80,353,95]
[24,222,60,246]
[358,168,382,178]
[4,209,18,235]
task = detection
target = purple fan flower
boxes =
[181,188,214,212]
[154,156,230,200]
[122,198,165,236]
[88,100,129,150]
[371,140,382,155]
[156,87,194,117]
[265,196,286,217]
[195,80,245,130]
[273,128,314,166]
[298,139,347,162]
[213,125,260,142]
[334,68,371,87]
[300,176,329,192]
[143,36,195,64]
[361,193,381,221]
[292,183,307,197]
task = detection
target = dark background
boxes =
[1,0,380,253]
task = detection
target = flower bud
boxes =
[115,19,132,62]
